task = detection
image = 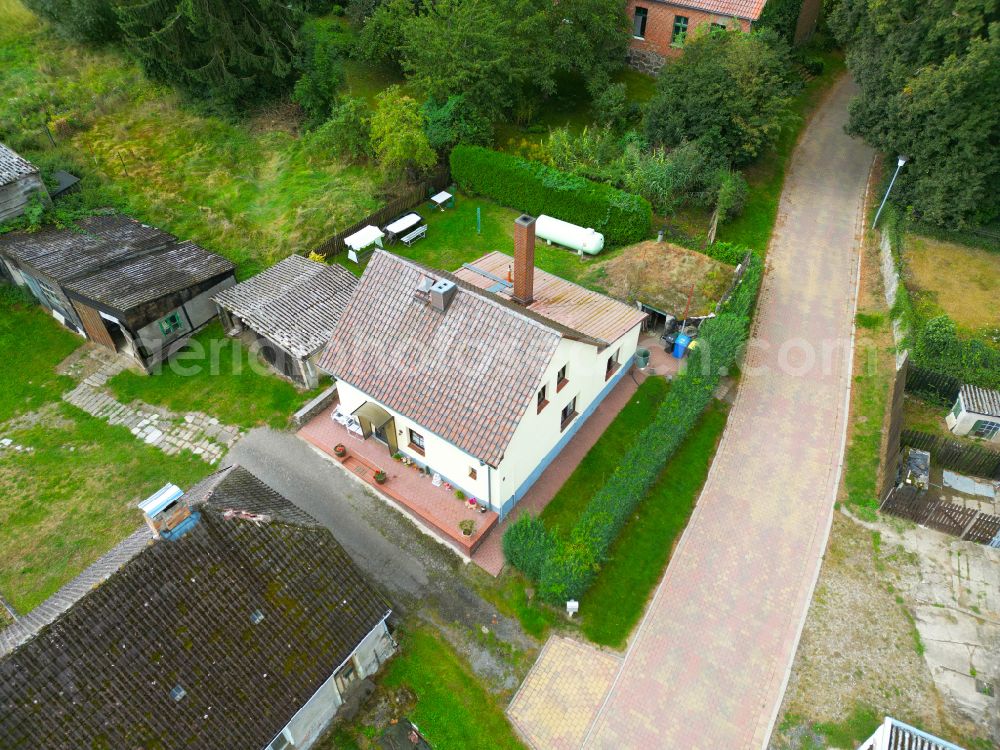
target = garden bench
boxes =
[401,225,428,246]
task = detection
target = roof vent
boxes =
[139,484,199,540]
[414,275,434,305]
[170,685,187,702]
[429,279,457,313]
[250,609,265,625]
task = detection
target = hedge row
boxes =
[449,145,652,245]
[504,247,764,603]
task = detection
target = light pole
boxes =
[872,155,908,230]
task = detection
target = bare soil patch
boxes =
[590,241,733,317]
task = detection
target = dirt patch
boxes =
[903,234,1000,331]
[590,241,733,317]
[246,97,304,136]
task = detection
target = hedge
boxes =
[449,145,652,245]
[503,247,764,603]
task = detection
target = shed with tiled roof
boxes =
[214,254,359,387]
[0,465,396,750]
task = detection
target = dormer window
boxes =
[556,365,568,392]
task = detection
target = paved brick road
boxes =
[581,77,873,749]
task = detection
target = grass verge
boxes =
[718,50,847,252]
[327,624,525,749]
[540,377,671,534]
[106,322,322,430]
[580,400,728,647]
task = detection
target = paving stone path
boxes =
[60,348,242,464]
[578,75,874,750]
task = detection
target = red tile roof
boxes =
[318,251,568,466]
[656,0,768,21]
[454,252,647,345]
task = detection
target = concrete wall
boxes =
[0,173,48,223]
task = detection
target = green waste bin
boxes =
[635,347,650,368]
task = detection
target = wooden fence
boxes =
[904,364,961,405]
[311,167,452,258]
[901,430,1000,480]
[880,485,1000,547]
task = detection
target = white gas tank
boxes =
[536,214,605,255]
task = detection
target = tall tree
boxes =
[370,86,436,179]
[645,27,794,165]
[549,0,630,89]
[116,0,303,109]
[831,0,999,227]
[22,0,120,43]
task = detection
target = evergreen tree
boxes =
[116,0,303,109]
[22,0,120,44]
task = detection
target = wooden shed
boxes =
[0,214,235,371]
[0,142,49,224]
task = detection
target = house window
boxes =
[556,364,569,392]
[158,311,184,336]
[469,467,477,480]
[710,22,726,31]
[408,428,426,455]
[560,397,578,431]
[633,7,648,38]
[672,15,688,44]
[606,350,620,381]
[972,420,1000,440]
[537,384,549,413]
[950,399,963,419]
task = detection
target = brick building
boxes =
[626,0,821,74]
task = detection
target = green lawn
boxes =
[0,291,79,422]
[327,625,526,750]
[106,322,323,430]
[340,195,623,288]
[579,400,728,647]
[0,295,209,613]
[540,377,671,534]
[717,50,848,253]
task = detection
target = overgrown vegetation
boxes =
[832,0,1000,228]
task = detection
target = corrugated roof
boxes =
[0,466,392,750]
[961,384,1000,418]
[214,255,359,358]
[654,0,767,21]
[0,215,233,312]
[318,250,566,466]
[0,142,38,186]
[454,251,647,344]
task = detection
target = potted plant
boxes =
[334,443,346,457]
[455,489,465,500]
[374,470,387,484]
[459,519,475,537]
[392,452,402,461]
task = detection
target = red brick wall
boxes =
[626,1,752,64]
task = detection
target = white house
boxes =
[946,384,1000,443]
[318,214,646,518]
[857,716,965,750]
[0,466,396,750]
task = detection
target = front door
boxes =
[373,422,389,445]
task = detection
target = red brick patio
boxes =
[298,405,498,559]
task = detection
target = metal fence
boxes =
[310,167,452,259]
[901,430,1000,481]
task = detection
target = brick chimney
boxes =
[513,214,536,305]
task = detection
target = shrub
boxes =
[592,82,630,130]
[455,489,465,500]
[912,315,1000,391]
[371,87,436,180]
[306,97,371,162]
[293,17,350,127]
[803,57,825,76]
[423,95,493,153]
[450,145,652,244]
[501,515,555,582]
[511,249,765,603]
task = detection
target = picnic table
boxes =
[430,190,454,210]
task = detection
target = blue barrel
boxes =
[673,333,691,359]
